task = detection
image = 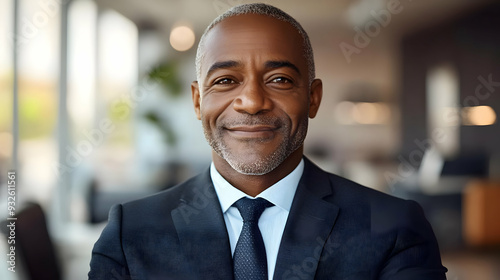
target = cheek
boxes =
[277,98,309,128]
[200,95,234,126]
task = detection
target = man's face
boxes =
[192,14,322,175]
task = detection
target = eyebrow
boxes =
[265,60,301,76]
[206,60,241,78]
[205,59,301,78]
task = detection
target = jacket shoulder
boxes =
[303,158,427,230]
[120,168,212,214]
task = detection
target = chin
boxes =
[223,151,285,176]
[230,163,276,176]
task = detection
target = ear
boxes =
[308,79,323,118]
[191,81,202,120]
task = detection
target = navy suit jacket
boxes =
[89,158,447,279]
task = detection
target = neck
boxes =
[212,148,303,197]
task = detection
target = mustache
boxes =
[218,115,284,128]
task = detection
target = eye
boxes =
[268,76,294,90]
[271,77,292,84]
[214,78,237,85]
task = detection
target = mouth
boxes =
[224,125,279,139]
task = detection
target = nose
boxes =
[233,80,273,115]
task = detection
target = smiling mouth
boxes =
[225,125,278,139]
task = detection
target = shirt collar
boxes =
[211,159,304,213]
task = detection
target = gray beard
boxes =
[203,114,308,175]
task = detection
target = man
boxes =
[89,3,447,280]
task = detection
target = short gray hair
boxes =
[195,3,315,85]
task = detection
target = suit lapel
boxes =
[171,170,234,280]
[273,158,340,280]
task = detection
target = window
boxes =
[0,0,13,173]
[17,0,60,203]
[426,64,460,157]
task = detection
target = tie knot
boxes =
[234,197,273,222]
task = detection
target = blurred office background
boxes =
[1,0,500,279]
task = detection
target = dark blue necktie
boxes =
[233,197,274,280]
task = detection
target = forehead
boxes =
[200,14,306,77]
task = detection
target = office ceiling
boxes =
[95,0,494,36]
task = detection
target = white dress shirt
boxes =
[210,159,304,280]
